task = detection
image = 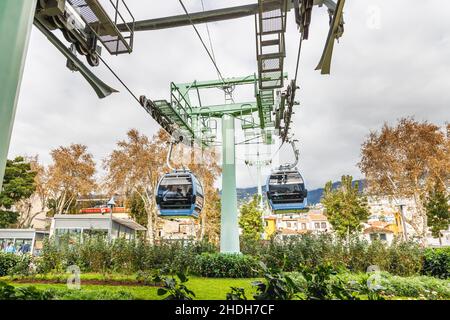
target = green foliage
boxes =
[193,253,260,278]
[157,272,195,300]
[126,191,148,227]
[0,253,32,277]
[423,247,450,279]
[321,175,369,238]
[0,281,54,300]
[298,263,342,300]
[0,157,36,227]
[387,240,423,276]
[349,274,386,300]
[252,262,301,300]
[239,195,264,241]
[425,183,450,242]
[0,211,19,229]
[241,234,424,277]
[53,288,135,300]
[379,274,450,299]
[226,287,247,300]
[36,237,216,274]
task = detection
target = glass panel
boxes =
[15,239,33,253]
[1,239,15,253]
[55,229,82,245]
[269,172,304,184]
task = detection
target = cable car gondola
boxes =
[266,170,308,213]
[155,135,204,218]
[266,139,308,213]
[156,171,204,218]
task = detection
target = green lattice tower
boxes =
[151,74,287,253]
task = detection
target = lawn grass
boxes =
[9,277,260,300]
[4,272,449,300]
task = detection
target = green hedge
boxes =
[16,235,448,279]
[423,247,450,279]
[192,253,259,278]
[0,253,31,277]
[241,234,424,276]
[36,237,217,274]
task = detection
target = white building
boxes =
[50,214,146,242]
[0,229,49,255]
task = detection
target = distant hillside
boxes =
[233,180,366,205]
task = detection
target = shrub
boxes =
[380,274,450,299]
[0,253,32,276]
[35,237,216,274]
[36,238,64,273]
[0,281,54,300]
[388,240,423,276]
[53,288,135,300]
[157,272,195,300]
[242,235,424,276]
[252,262,301,300]
[422,247,450,279]
[365,240,390,271]
[192,253,260,278]
[226,287,247,300]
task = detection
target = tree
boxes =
[126,190,148,227]
[424,182,450,245]
[104,129,169,244]
[180,144,221,242]
[14,156,52,228]
[359,118,449,242]
[201,189,221,244]
[321,175,369,238]
[47,144,97,214]
[239,195,264,241]
[0,157,36,227]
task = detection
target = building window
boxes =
[321,222,327,229]
[55,229,82,245]
[301,223,307,230]
[379,233,387,241]
[314,222,320,229]
[287,222,291,228]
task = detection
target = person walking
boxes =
[5,242,16,254]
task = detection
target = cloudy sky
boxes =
[8,0,450,190]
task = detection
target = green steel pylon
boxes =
[0,0,37,190]
[141,75,290,253]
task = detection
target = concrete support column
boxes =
[0,0,37,189]
[220,114,240,253]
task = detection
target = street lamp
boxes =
[107,196,116,242]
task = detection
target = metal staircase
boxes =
[256,0,287,90]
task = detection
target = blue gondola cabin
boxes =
[266,170,308,213]
[156,171,204,218]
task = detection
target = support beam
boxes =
[220,115,240,253]
[118,2,292,32]
[116,0,336,32]
[0,0,37,190]
[175,75,258,91]
[190,102,257,117]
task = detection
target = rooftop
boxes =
[53,214,146,231]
